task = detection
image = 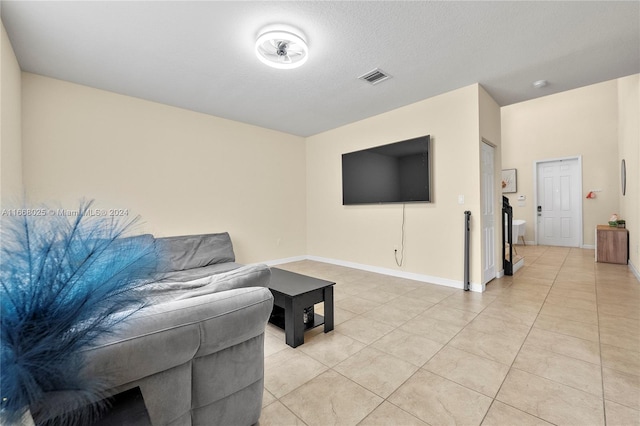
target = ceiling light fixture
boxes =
[255,29,308,70]
[532,79,548,89]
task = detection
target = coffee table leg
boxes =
[284,296,305,348]
[324,286,334,333]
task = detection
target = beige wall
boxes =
[21,73,307,264]
[0,20,23,207]
[306,84,490,287]
[501,80,619,247]
[617,74,639,273]
[23,76,499,289]
[16,66,636,282]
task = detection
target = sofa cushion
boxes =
[159,262,243,282]
[155,232,235,272]
[145,264,271,305]
[175,264,270,300]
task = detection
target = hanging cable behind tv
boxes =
[395,204,406,267]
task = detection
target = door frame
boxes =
[533,155,583,247]
[481,138,496,286]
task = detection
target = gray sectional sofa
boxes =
[75,232,273,425]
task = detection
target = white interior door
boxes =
[481,142,496,284]
[536,158,581,247]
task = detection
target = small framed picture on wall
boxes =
[502,169,517,193]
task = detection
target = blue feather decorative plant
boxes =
[1,200,159,425]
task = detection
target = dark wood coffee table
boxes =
[268,268,335,348]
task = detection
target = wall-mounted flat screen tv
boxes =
[342,135,431,205]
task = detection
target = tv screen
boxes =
[342,135,431,205]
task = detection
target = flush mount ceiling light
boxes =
[255,29,308,69]
[532,79,548,89]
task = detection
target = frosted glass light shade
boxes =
[255,30,308,69]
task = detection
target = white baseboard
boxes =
[470,282,485,292]
[515,242,595,249]
[496,257,525,278]
[513,256,525,274]
[273,255,483,292]
[629,261,640,283]
[262,255,307,267]
[262,255,491,292]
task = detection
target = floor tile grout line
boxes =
[480,246,567,424]
[376,271,529,424]
[360,250,534,420]
[262,251,637,425]
[265,273,431,423]
[368,399,433,426]
[273,273,498,425]
[476,246,555,425]
[594,254,608,425]
[482,399,561,426]
[516,248,633,420]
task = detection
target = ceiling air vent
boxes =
[358,68,391,85]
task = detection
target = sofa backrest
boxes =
[155,232,236,272]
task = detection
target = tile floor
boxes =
[258,246,640,426]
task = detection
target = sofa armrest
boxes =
[82,286,274,387]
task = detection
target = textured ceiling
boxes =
[2,1,639,137]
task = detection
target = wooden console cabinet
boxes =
[596,225,628,264]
